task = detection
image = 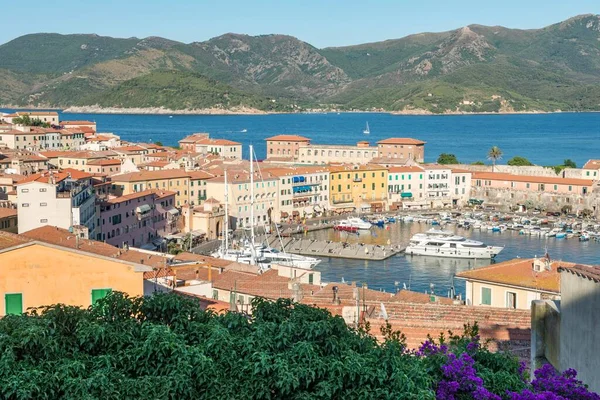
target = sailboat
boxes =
[363,122,370,134]
[212,145,320,270]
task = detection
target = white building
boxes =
[17,169,97,236]
[298,141,378,165]
[387,166,427,209]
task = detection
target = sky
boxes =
[1,0,598,48]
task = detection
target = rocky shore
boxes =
[62,105,270,115]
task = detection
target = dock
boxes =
[258,234,404,261]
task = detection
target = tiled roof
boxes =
[265,135,311,142]
[455,257,578,293]
[558,264,600,283]
[388,166,425,173]
[0,231,31,251]
[451,168,472,174]
[0,208,17,218]
[472,172,594,186]
[17,169,92,185]
[377,138,426,145]
[104,189,175,204]
[195,138,241,146]
[86,159,121,166]
[17,111,58,116]
[423,164,453,170]
[186,170,214,180]
[392,290,455,305]
[329,164,387,173]
[583,159,600,170]
[179,133,209,143]
[60,120,95,125]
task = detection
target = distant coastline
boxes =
[62,105,272,115]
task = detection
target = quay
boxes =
[258,234,404,261]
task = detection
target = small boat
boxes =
[363,122,370,134]
[169,115,173,118]
[347,217,372,230]
[579,232,590,242]
[555,232,566,239]
[491,226,501,232]
[240,129,247,133]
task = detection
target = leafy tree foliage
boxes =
[12,115,50,127]
[471,161,485,165]
[437,153,460,165]
[507,156,533,166]
[487,146,503,171]
[563,159,576,168]
[0,293,596,399]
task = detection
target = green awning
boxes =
[401,192,413,198]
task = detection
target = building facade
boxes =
[329,165,388,212]
[265,135,311,161]
[376,138,426,163]
[298,141,378,165]
[387,166,426,209]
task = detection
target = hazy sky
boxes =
[1,0,598,47]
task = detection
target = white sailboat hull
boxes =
[405,244,504,259]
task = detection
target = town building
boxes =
[376,138,426,163]
[0,227,152,316]
[387,166,426,209]
[0,207,17,233]
[451,168,473,207]
[109,169,192,207]
[298,141,378,165]
[455,257,571,310]
[265,135,311,161]
[423,165,454,208]
[86,158,122,175]
[205,171,278,229]
[179,133,242,159]
[471,172,596,214]
[329,164,388,212]
[98,189,178,249]
[187,170,214,206]
[59,129,86,150]
[178,133,210,151]
[181,198,225,240]
[16,170,97,236]
[60,120,97,132]
[0,151,47,176]
[2,111,59,125]
[581,159,600,179]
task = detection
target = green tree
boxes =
[437,153,459,164]
[154,141,164,146]
[561,205,573,215]
[471,161,485,165]
[487,146,503,171]
[507,156,533,166]
[581,209,594,218]
[12,115,51,127]
[563,159,576,168]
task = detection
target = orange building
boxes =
[376,138,426,163]
[0,227,152,316]
[265,135,311,160]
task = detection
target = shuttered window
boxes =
[91,289,112,305]
[5,293,23,315]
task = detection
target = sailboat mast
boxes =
[224,169,229,251]
[250,145,256,265]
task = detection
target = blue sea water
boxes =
[3,110,600,166]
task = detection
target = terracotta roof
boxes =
[86,159,121,166]
[329,164,387,173]
[60,120,95,125]
[265,135,311,142]
[472,172,594,186]
[186,170,214,180]
[583,160,600,170]
[17,169,92,185]
[0,231,31,251]
[179,134,209,143]
[377,138,426,145]
[114,145,147,153]
[104,189,175,204]
[143,160,170,167]
[423,164,453,170]
[558,264,600,283]
[21,226,122,258]
[16,111,58,116]
[0,208,17,218]
[455,258,578,293]
[111,169,191,182]
[195,138,241,146]
[451,168,472,174]
[40,151,72,158]
[388,166,425,173]
[392,290,455,305]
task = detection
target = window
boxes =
[91,289,112,305]
[481,287,491,305]
[21,203,29,207]
[5,293,23,315]
[506,292,517,309]
[40,202,47,207]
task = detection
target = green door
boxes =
[91,289,112,305]
[5,293,23,315]
[308,273,314,285]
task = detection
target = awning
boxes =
[152,238,165,246]
[136,204,151,213]
[401,192,413,198]
[281,211,289,218]
[360,203,371,209]
[167,208,179,216]
[140,243,157,251]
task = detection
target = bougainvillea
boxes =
[0,292,597,399]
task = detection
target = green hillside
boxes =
[1,14,600,112]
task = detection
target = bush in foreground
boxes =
[0,293,597,399]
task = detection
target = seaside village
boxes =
[1,110,600,390]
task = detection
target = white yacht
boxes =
[347,217,372,230]
[405,229,503,259]
[254,244,321,269]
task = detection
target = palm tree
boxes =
[487,146,503,172]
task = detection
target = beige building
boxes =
[60,120,97,132]
[86,159,122,175]
[109,169,192,207]
[456,257,571,310]
[376,138,426,163]
[299,141,378,165]
[0,207,18,233]
[181,198,225,240]
[2,111,59,125]
[59,129,86,149]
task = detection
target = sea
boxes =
[2,109,600,296]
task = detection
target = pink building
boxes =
[472,172,594,195]
[99,189,179,250]
[86,159,122,175]
[376,138,426,163]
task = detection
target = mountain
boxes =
[1,14,600,113]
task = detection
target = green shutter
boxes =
[91,289,112,305]
[5,293,23,315]
[481,287,491,305]
[308,273,314,285]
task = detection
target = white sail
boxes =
[363,122,370,134]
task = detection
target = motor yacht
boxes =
[405,229,503,259]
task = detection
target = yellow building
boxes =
[329,164,388,212]
[0,227,151,316]
[110,169,191,206]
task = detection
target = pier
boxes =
[257,234,404,261]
